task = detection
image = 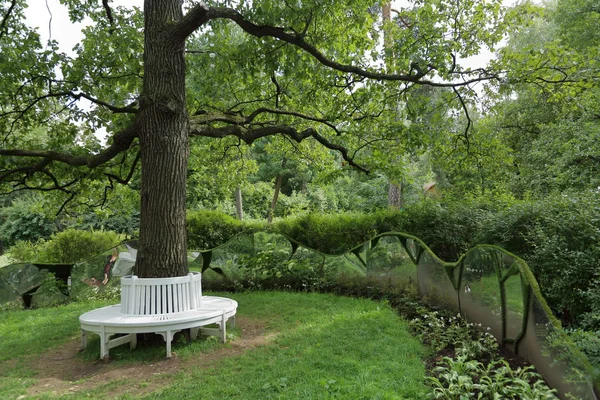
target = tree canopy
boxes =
[1,0,579,277]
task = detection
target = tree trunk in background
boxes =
[268,174,283,224]
[134,0,189,278]
[388,182,403,209]
[382,3,403,210]
[235,187,244,220]
[382,3,392,49]
[268,159,286,223]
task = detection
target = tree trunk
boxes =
[134,0,189,278]
[388,182,402,209]
[382,3,402,210]
[268,158,286,223]
[268,174,283,224]
[235,186,244,220]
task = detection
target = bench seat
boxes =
[80,296,237,358]
[79,271,237,359]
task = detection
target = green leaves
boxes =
[428,356,558,399]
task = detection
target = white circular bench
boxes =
[79,272,237,359]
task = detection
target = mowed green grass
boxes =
[0,292,427,399]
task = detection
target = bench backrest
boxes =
[120,272,202,315]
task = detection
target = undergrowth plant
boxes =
[409,308,498,358]
[428,356,558,399]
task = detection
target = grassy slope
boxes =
[0,292,427,399]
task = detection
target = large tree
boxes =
[0,0,507,277]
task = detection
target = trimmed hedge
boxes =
[187,210,250,250]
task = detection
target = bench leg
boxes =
[100,336,110,359]
[166,331,172,358]
[81,329,88,350]
[190,327,200,340]
[129,333,137,349]
[228,314,236,329]
[100,325,110,360]
[221,312,227,343]
[157,330,180,358]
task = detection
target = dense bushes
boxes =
[476,193,600,328]
[0,199,58,249]
[9,229,125,263]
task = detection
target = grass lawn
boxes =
[0,291,427,399]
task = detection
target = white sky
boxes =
[24,0,143,55]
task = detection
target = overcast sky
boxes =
[24,0,143,55]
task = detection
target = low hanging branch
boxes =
[0,122,140,184]
[189,120,369,173]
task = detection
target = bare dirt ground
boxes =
[23,316,273,398]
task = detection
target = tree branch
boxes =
[171,2,210,41]
[0,0,17,40]
[67,91,139,113]
[245,107,341,134]
[203,7,495,87]
[189,123,368,173]
[176,5,496,87]
[453,87,472,153]
[102,0,115,28]
[0,122,139,171]
[104,151,140,184]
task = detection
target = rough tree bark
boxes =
[235,187,244,220]
[387,183,402,209]
[133,0,189,278]
[268,174,283,224]
[268,159,286,223]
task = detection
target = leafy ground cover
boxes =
[0,291,427,399]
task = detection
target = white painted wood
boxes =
[81,329,87,349]
[80,271,237,359]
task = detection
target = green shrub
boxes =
[409,309,498,357]
[568,329,600,369]
[428,356,558,399]
[9,229,125,263]
[397,199,491,261]
[39,229,125,263]
[8,240,40,263]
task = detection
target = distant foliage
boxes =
[0,199,58,248]
[567,329,600,371]
[74,210,140,237]
[477,192,600,327]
